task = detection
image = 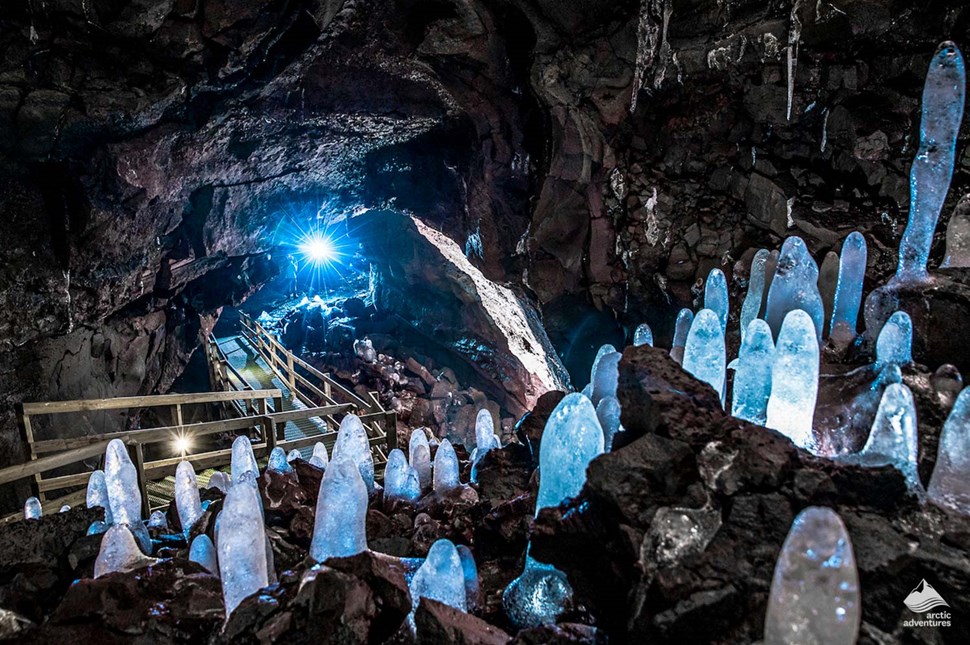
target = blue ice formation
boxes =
[471,409,501,482]
[590,343,617,384]
[595,396,623,451]
[766,310,820,451]
[875,311,913,371]
[896,41,966,282]
[818,251,840,331]
[829,232,868,344]
[764,507,859,644]
[105,439,151,553]
[175,460,202,538]
[670,308,694,364]
[384,448,421,503]
[682,309,726,403]
[230,435,259,483]
[633,323,654,347]
[590,350,621,406]
[855,383,921,490]
[705,268,729,334]
[942,194,970,268]
[94,525,153,578]
[267,447,295,475]
[207,471,230,492]
[928,387,970,514]
[433,439,461,494]
[287,449,302,463]
[217,472,268,615]
[409,430,432,493]
[309,441,330,469]
[147,510,169,530]
[731,319,775,425]
[332,414,375,494]
[503,393,604,628]
[740,249,770,342]
[309,459,368,563]
[23,497,41,520]
[86,470,113,524]
[764,236,824,341]
[409,538,466,616]
[190,534,219,575]
[457,544,481,611]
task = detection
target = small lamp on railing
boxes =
[174,434,192,456]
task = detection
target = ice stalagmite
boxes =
[704,268,729,334]
[23,497,41,520]
[86,470,113,524]
[287,449,302,462]
[829,232,867,343]
[670,308,694,364]
[764,506,860,645]
[942,194,970,267]
[503,393,604,628]
[175,461,202,537]
[875,311,913,371]
[433,439,461,494]
[332,414,375,494]
[766,310,819,451]
[148,510,168,530]
[384,449,421,503]
[471,409,501,482]
[309,441,329,469]
[896,42,966,282]
[217,473,268,615]
[928,387,970,514]
[682,309,726,403]
[94,525,154,578]
[596,396,623,451]
[855,383,921,490]
[590,344,617,384]
[409,538,466,616]
[764,236,824,341]
[731,319,775,425]
[105,439,151,553]
[309,459,368,563]
[457,544,481,611]
[818,251,840,331]
[633,323,654,347]
[190,534,219,575]
[740,249,770,342]
[409,430,432,493]
[230,435,259,483]
[590,350,621,406]
[207,471,230,492]
[267,447,295,475]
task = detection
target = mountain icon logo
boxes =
[904,580,950,613]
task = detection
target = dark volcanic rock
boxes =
[414,597,511,645]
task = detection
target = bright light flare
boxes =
[300,234,336,264]
[174,435,192,455]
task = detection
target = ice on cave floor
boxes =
[217,472,268,615]
[764,506,859,645]
[433,439,461,494]
[503,393,604,628]
[683,309,726,404]
[332,414,375,494]
[86,470,113,525]
[409,539,466,623]
[852,383,921,490]
[633,323,654,346]
[23,497,41,520]
[87,521,107,535]
[818,250,839,331]
[931,364,964,408]
[59,505,71,512]
[286,449,302,463]
[590,350,621,406]
[457,544,481,612]
[471,409,501,482]
[648,506,722,567]
[740,249,770,343]
[731,319,775,426]
[670,308,694,364]
[895,41,966,282]
[596,396,624,451]
[928,387,970,514]
[190,534,219,575]
[766,310,819,452]
[942,194,970,268]
[829,232,867,344]
[384,449,421,503]
[764,236,824,341]
[105,439,151,553]
[230,436,259,483]
[207,471,230,492]
[704,268,729,334]
[175,460,203,537]
[94,525,154,578]
[309,441,329,470]
[147,510,168,530]
[267,447,295,475]
[875,311,913,372]
[409,430,432,493]
[309,458,368,564]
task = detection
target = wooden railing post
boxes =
[286,353,296,391]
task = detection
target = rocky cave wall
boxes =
[1,0,969,497]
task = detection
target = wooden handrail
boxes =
[22,388,281,416]
[0,439,116,486]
